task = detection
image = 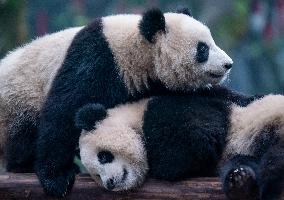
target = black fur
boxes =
[74,86,283,199]
[75,103,107,131]
[143,90,232,180]
[97,150,114,164]
[5,110,39,173]
[258,143,284,200]
[196,42,209,63]
[252,124,280,159]
[139,8,166,43]
[35,16,172,197]
[142,86,261,181]
[74,86,256,181]
[141,87,284,199]
[220,155,260,200]
[36,18,130,197]
[176,7,192,16]
[170,85,261,107]
[221,143,284,200]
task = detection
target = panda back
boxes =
[0,27,83,110]
[143,94,231,179]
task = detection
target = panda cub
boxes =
[76,87,284,200]
[0,8,232,196]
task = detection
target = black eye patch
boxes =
[196,42,209,63]
[98,150,114,164]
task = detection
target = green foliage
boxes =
[0,0,28,58]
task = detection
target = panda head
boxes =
[139,8,233,90]
[76,104,148,191]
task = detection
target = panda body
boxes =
[77,87,284,199]
[0,8,233,197]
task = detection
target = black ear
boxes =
[176,7,192,17]
[75,103,107,131]
[139,8,166,43]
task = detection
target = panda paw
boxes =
[39,164,79,197]
[224,166,259,200]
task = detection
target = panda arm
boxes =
[35,19,130,197]
[226,90,263,107]
[207,86,263,107]
[5,110,38,173]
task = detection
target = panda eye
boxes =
[196,41,209,63]
[97,150,114,164]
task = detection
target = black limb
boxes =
[259,143,284,200]
[5,111,38,173]
[220,155,260,200]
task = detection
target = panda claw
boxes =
[224,165,259,200]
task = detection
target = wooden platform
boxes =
[0,173,226,199]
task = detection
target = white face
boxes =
[80,145,145,191]
[154,13,233,90]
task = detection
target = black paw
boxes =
[39,164,79,197]
[224,166,259,200]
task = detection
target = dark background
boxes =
[1,0,284,94]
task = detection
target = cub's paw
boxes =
[224,166,259,200]
[39,164,79,197]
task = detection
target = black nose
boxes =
[224,63,232,70]
[106,178,115,190]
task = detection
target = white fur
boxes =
[79,99,149,191]
[103,15,155,93]
[103,13,233,92]
[154,13,233,90]
[0,11,233,170]
[224,95,284,158]
[0,27,82,152]
[0,11,233,151]
[80,94,284,191]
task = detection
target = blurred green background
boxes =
[0,0,284,94]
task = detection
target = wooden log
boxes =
[0,173,226,200]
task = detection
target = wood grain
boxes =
[0,173,227,200]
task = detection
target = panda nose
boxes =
[106,178,115,190]
[224,63,233,70]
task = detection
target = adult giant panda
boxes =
[0,8,233,196]
[76,87,284,200]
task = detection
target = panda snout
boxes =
[224,63,233,70]
[106,178,115,190]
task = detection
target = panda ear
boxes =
[75,103,107,131]
[176,7,192,17]
[139,8,166,43]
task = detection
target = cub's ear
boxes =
[75,103,107,131]
[139,8,166,43]
[176,7,192,17]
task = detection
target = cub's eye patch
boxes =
[98,150,114,164]
[196,41,209,63]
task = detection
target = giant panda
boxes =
[76,86,284,200]
[0,7,233,196]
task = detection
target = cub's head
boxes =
[76,104,148,191]
[139,8,233,90]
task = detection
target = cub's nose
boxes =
[106,178,115,190]
[224,63,233,70]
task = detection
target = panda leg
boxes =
[258,143,284,200]
[220,155,260,200]
[5,111,38,173]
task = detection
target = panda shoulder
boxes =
[0,26,84,80]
